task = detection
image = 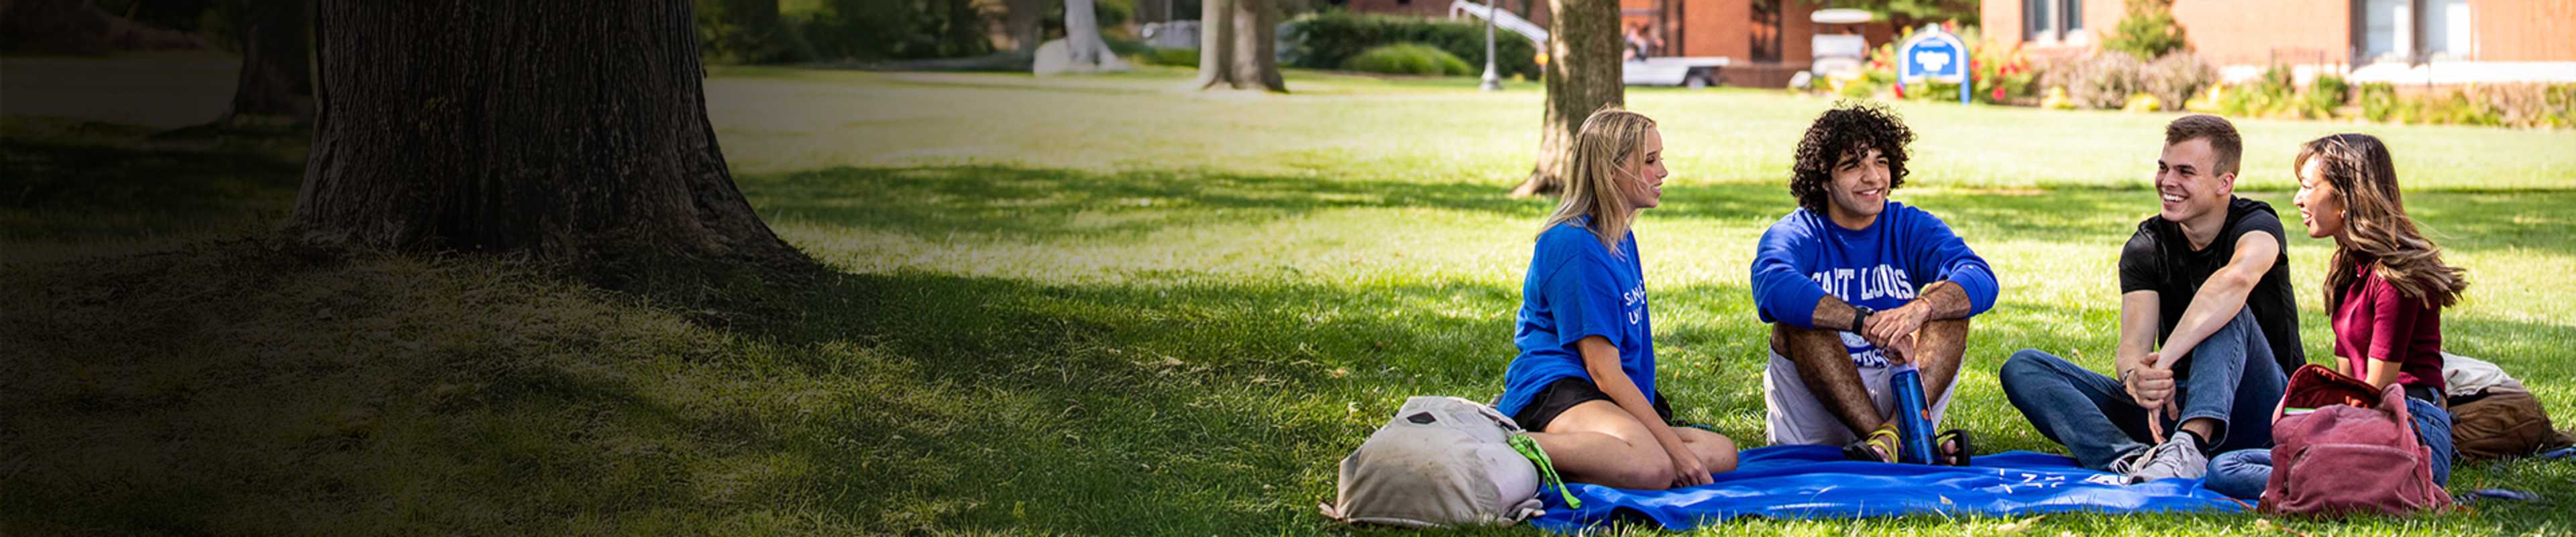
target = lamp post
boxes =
[1480,1,1503,91]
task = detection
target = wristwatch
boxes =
[1849,306,1873,333]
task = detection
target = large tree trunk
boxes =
[1191,0,1283,92]
[0,0,209,54]
[1510,0,1621,197]
[221,0,312,123]
[288,0,800,266]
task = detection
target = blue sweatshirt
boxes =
[1496,217,1656,420]
[1750,201,1998,368]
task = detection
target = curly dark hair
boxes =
[1790,101,1915,214]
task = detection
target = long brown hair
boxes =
[1538,108,1658,251]
[2297,134,2468,309]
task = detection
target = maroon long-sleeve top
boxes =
[2332,263,2446,392]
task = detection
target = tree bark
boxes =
[221,0,312,123]
[1192,0,1283,92]
[1061,0,1126,70]
[1511,0,1621,197]
[1193,0,1234,86]
[289,0,800,267]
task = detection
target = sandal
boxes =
[1842,424,1902,463]
[1933,429,1975,467]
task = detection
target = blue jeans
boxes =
[2203,396,2455,499]
[2000,307,2289,471]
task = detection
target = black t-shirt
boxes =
[2117,197,2304,375]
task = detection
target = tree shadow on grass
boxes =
[9,238,2571,535]
[0,119,307,241]
[740,165,1552,242]
[650,265,1560,534]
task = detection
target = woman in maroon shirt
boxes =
[2200,133,2469,499]
[2295,134,2471,399]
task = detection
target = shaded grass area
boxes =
[1,117,307,262]
[8,68,2576,536]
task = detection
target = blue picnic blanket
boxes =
[1531,445,2247,533]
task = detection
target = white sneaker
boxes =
[2121,434,2208,483]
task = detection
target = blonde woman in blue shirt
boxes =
[1497,109,1739,490]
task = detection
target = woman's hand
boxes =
[1664,438,1711,488]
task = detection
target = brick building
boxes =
[1335,0,1895,86]
[1983,0,2576,84]
[1341,0,1552,27]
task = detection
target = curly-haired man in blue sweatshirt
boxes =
[1749,101,1999,462]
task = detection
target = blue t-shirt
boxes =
[1497,217,1656,420]
[1750,201,1999,369]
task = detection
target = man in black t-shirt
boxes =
[1998,115,2295,483]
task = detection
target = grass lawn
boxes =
[5,62,2574,536]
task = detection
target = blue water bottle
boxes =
[1888,364,1936,465]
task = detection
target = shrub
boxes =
[1974,41,2043,105]
[2103,0,2189,60]
[2062,52,2146,109]
[696,0,814,64]
[2041,86,2078,109]
[2426,91,2501,126]
[1341,43,1472,76]
[796,0,993,60]
[2310,75,2351,107]
[2123,93,2163,113]
[2357,83,2402,122]
[2216,66,2296,118]
[2466,83,2576,128]
[1139,46,1199,67]
[2138,52,2214,111]
[1286,11,1540,81]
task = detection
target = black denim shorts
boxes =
[1511,376,1674,432]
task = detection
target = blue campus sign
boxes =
[1898,26,1968,83]
[1896,25,1972,103]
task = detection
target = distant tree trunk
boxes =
[1063,0,1124,68]
[0,0,209,54]
[1192,0,1282,91]
[289,0,800,266]
[1511,0,1620,197]
[1004,0,1044,52]
[220,0,312,123]
[1067,0,1102,65]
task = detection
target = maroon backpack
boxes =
[2259,364,2451,517]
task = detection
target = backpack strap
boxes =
[1507,434,1581,509]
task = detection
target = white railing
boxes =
[1449,0,1548,48]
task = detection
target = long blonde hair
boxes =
[1538,108,1658,251]
[2297,134,2468,309]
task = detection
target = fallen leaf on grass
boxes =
[1992,515,2045,534]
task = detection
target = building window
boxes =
[1751,0,1782,62]
[2422,0,2470,58]
[2358,0,2471,63]
[2360,0,2405,60]
[2025,0,2083,42]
